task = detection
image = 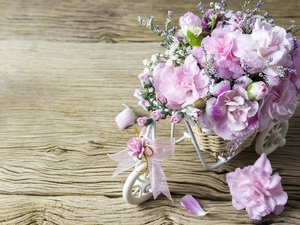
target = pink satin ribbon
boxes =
[108,137,175,201]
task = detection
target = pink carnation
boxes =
[258,77,297,131]
[200,27,244,79]
[226,153,288,220]
[152,55,209,110]
[233,20,294,86]
[205,86,259,140]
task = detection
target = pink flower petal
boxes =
[254,153,272,174]
[180,195,209,216]
[115,106,135,130]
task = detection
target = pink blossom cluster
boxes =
[135,1,299,141]
[226,153,288,220]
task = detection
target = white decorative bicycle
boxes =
[121,118,289,205]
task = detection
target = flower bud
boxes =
[247,81,268,100]
[179,12,203,46]
[137,117,153,126]
[115,107,135,130]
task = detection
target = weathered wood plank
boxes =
[1,0,300,224]
[0,0,299,43]
[0,195,299,225]
[0,40,299,224]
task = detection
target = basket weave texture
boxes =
[191,123,257,159]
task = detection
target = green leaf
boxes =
[210,17,217,32]
[186,30,203,47]
[140,91,148,99]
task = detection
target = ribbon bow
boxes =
[108,136,175,201]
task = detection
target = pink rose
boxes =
[138,72,151,87]
[137,117,152,127]
[156,92,167,104]
[169,113,183,124]
[151,110,165,121]
[258,77,297,131]
[153,55,209,110]
[226,153,288,220]
[127,137,145,160]
[205,86,259,140]
[247,81,269,100]
[134,89,151,111]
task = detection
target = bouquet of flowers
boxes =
[134,0,300,142]
[110,1,299,219]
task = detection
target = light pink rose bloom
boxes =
[134,89,151,111]
[156,92,167,104]
[127,137,145,161]
[258,77,297,131]
[226,153,288,220]
[206,86,259,140]
[179,12,202,37]
[247,81,269,100]
[151,110,165,120]
[134,89,143,100]
[201,27,244,79]
[137,117,150,127]
[153,55,209,110]
[233,20,294,85]
[169,113,183,124]
[138,72,151,87]
[115,107,135,130]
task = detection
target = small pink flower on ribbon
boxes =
[127,137,146,161]
[108,128,176,202]
[115,104,135,130]
[181,194,213,216]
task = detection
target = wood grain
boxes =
[0,0,299,43]
[0,0,299,224]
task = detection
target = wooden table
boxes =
[0,0,299,224]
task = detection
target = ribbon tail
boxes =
[149,159,173,202]
[107,149,136,178]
